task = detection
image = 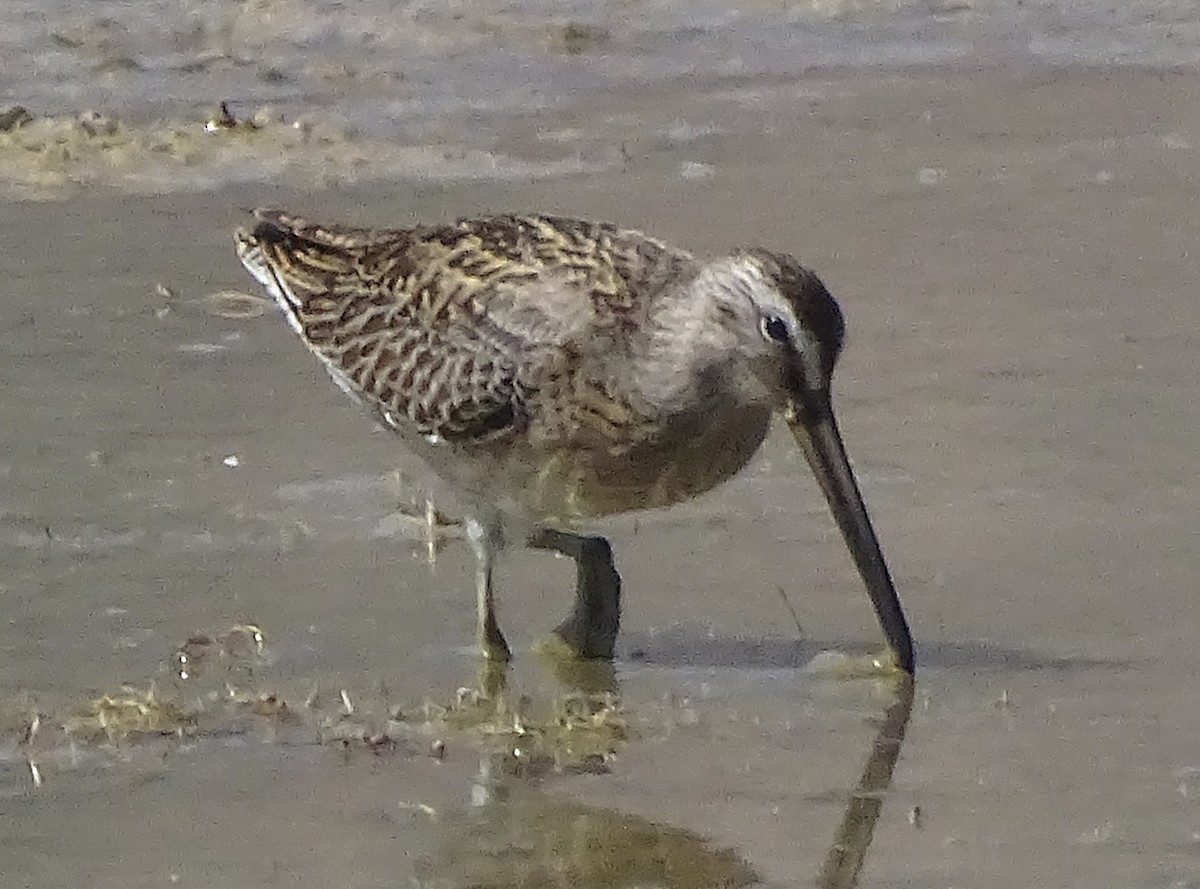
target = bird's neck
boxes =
[632,274,755,415]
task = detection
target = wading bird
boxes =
[235,210,914,674]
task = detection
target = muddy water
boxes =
[2,63,1199,889]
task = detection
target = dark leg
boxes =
[528,528,621,660]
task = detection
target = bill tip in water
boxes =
[804,648,911,680]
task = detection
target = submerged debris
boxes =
[204,101,261,133]
[556,22,610,55]
[63,685,195,743]
[201,289,272,320]
[4,620,632,791]
[76,110,119,137]
[320,716,404,754]
[0,105,33,132]
[410,680,628,778]
[172,622,266,682]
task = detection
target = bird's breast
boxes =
[426,400,775,526]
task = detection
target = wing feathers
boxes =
[235,209,696,446]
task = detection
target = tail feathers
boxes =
[234,208,382,315]
[248,208,399,251]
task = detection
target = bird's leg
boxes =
[465,518,511,662]
[528,529,621,660]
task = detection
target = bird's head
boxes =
[707,248,846,404]
[700,248,914,674]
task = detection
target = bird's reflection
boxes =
[420,667,915,889]
[817,677,915,889]
[415,755,760,889]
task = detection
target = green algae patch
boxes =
[63,685,197,743]
[3,621,631,790]
[407,678,629,779]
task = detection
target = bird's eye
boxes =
[760,314,789,343]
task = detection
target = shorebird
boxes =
[235,210,914,674]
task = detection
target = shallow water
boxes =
[5,0,1200,127]
[2,7,1200,887]
[5,0,1200,200]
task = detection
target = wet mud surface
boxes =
[1,60,1199,889]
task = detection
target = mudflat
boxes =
[2,67,1198,888]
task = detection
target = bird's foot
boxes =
[527,529,621,661]
[543,614,617,662]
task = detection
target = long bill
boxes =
[786,391,914,675]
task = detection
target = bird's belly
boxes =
[463,403,776,525]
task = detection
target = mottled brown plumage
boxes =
[235,209,913,673]
[243,211,691,450]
